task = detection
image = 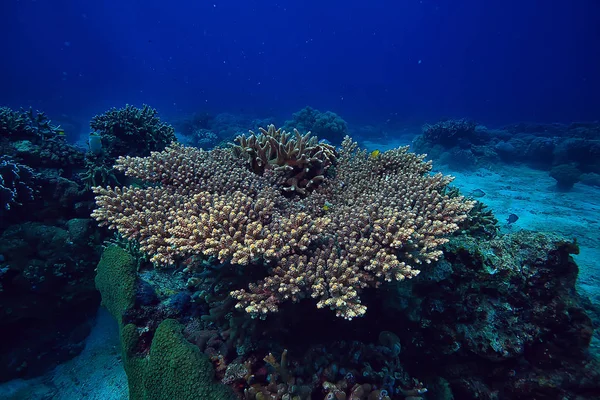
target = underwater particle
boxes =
[507,213,519,224]
[469,188,486,198]
[418,59,422,64]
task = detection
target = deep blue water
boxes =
[1,0,599,126]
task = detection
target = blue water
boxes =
[1,0,599,126]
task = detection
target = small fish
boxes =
[507,213,519,224]
[323,201,333,211]
[470,189,486,198]
[319,139,332,145]
[369,149,381,159]
[56,129,65,136]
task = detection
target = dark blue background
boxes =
[1,0,598,127]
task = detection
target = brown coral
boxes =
[92,131,474,319]
[232,124,335,195]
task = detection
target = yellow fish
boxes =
[369,149,380,159]
[56,128,65,135]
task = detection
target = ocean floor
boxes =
[2,136,598,399]
[0,308,128,400]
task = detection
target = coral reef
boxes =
[95,246,235,400]
[284,106,348,144]
[385,231,599,399]
[415,119,600,180]
[0,107,62,139]
[446,187,498,239]
[92,130,474,320]
[0,221,102,380]
[0,106,102,381]
[93,226,599,399]
[549,163,582,190]
[421,118,480,147]
[86,104,176,187]
[0,106,85,176]
[0,156,37,212]
[95,243,429,399]
[89,104,176,161]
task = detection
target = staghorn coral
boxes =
[92,131,473,320]
[0,155,37,212]
[232,124,336,195]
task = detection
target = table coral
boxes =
[92,127,474,320]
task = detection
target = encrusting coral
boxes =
[92,125,474,320]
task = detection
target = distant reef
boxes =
[413,118,600,191]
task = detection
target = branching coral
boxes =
[232,124,335,195]
[90,104,176,161]
[92,129,473,320]
[0,107,61,139]
[0,156,37,212]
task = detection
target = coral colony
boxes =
[92,125,474,320]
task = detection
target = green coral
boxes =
[143,319,235,400]
[95,246,234,400]
[121,323,149,400]
[105,232,151,271]
[95,245,137,323]
[119,320,235,400]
